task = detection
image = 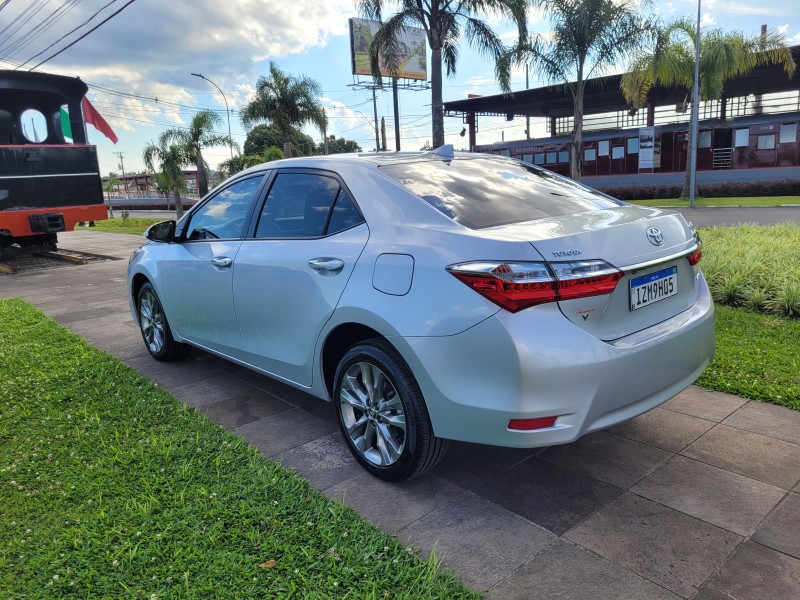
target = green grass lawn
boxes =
[88,217,165,235]
[697,306,799,410]
[630,196,800,207]
[0,298,475,599]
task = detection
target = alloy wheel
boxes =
[139,289,165,354]
[338,361,407,466]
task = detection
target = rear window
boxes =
[379,156,623,229]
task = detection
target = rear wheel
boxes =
[333,339,448,481]
[137,282,189,361]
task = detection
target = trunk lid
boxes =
[480,206,701,340]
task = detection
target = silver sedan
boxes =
[128,147,715,481]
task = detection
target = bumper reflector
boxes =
[508,416,558,431]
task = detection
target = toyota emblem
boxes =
[647,227,664,246]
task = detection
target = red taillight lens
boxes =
[549,260,624,300]
[687,248,702,266]
[448,260,623,313]
[447,262,556,312]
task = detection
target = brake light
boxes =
[687,248,702,266]
[448,260,623,313]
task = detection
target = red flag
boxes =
[81,96,118,144]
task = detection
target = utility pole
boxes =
[322,108,329,155]
[114,151,128,193]
[381,117,387,151]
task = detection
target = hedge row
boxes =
[594,178,800,200]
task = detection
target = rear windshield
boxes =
[380,156,623,229]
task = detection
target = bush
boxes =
[702,223,800,318]
[595,179,800,200]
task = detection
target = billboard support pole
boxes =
[372,87,380,152]
[393,78,400,151]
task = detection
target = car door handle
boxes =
[308,257,345,275]
[210,256,233,269]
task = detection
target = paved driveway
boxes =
[2,230,800,599]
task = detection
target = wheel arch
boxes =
[321,322,390,398]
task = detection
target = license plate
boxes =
[630,266,678,311]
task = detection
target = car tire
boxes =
[137,282,189,362]
[333,339,448,481]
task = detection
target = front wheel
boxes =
[137,282,189,361]
[333,339,448,481]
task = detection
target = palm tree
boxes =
[160,110,235,197]
[358,0,529,148]
[498,0,657,181]
[621,19,796,199]
[240,62,327,158]
[143,139,192,220]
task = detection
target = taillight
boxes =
[448,260,623,313]
[687,247,702,266]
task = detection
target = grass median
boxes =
[630,196,800,207]
[0,298,475,599]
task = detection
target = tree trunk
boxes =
[680,126,697,200]
[283,133,292,158]
[173,188,184,220]
[431,45,444,148]
[571,85,584,181]
[196,147,209,197]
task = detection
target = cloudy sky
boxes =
[2,0,799,176]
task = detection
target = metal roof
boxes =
[444,46,800,119]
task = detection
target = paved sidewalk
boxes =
[2,230,799,599]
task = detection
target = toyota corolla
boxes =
[128,147,714,481]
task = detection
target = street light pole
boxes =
[688,0,701,208]
[190,72,233,159]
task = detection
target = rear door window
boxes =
[380,156,622,230]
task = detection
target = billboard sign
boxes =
[349,18,427,81]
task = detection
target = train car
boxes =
[0,70,106,257]
[474,112,800,185]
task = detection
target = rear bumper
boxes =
[399,273,715,447]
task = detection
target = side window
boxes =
[184,176,262,241]
[734,128,749,147]
[255,172,355,238]
[327,190,365,235]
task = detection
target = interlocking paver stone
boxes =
[566,493,741,598]
[235,407,337,457]
[171,373,262,407]
[429,441,536,490]
[277,432,363,490]
[631,455,785,535]
[607,407,714,452]
[696,541,800,599]
[751,492,800,560]
[485,538,681,600]
[399,492,556,591]
[200,390,290,429]
[325,473,464,533]
[681,425,800,490]
[474,457,622,535]
[723,400,800,446]
[661,386,747,422]
[538,430,670,488]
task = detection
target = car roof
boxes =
[238,144,483,175]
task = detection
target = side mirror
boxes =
[145,220,176,242]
